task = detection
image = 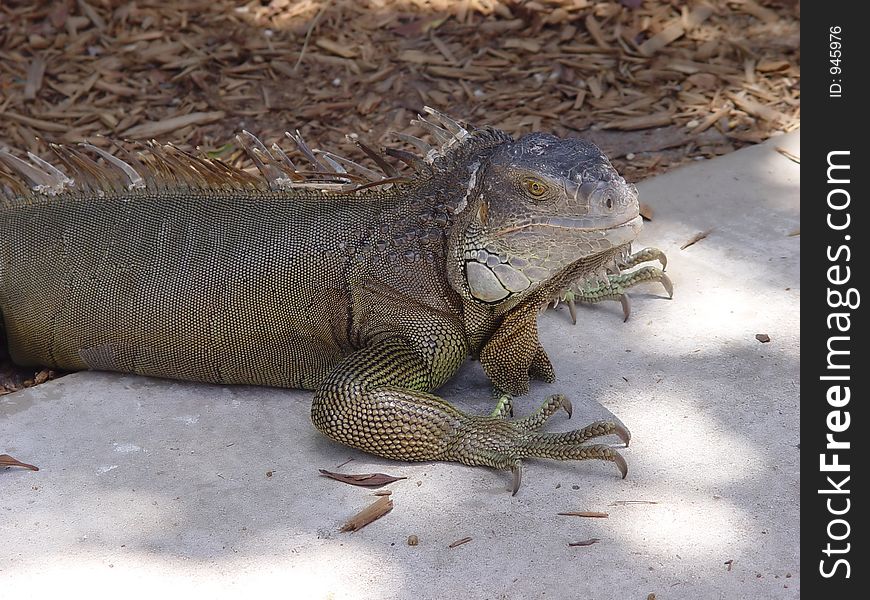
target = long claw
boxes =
[562,396,573,420]
[620,293,631,322]
[613,451,628,479]
[660,273,674,298]
[613,422,631,447]
[567,297,577,325]
[511,461,523,495]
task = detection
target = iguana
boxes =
[0,108,671,493]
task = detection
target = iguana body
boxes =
[0,109,669,492]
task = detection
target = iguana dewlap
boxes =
[0,109,670,493]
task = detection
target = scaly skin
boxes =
[0,109,667,493]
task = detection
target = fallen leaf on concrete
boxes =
[568,538,600,547]
[639,203,654,220]
[558,511,609,518]
[407,535,419,546]
[1,454,39,471]
[755,334,771,343]
[680,229,713,250]
[725,559,734,571]
[448,536,473,549]
[319,469,407,488]
[610,500,659,506]
[340,495,393,532]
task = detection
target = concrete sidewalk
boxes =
[1,132,800,599]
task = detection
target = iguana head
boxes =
[449,132,641,305]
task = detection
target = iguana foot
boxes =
[557,246,673,323]
[476,393,629,494]
[314,342,631,495]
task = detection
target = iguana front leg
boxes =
[311,338,628,494]
[560,247,673,323]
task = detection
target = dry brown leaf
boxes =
[319,469,407,488]
[340,495,393,532]
[755,333,771,343]
[1,454,39,471]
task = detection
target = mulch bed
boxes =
[0,0,799,392]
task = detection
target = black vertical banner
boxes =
[803,3,866,596]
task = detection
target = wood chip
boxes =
[558,511,609,518]
[755,333,770,343]
[339,495,393,532]
[638,4,713,57]
[1,454,39,471]
[680,229,713,250]
[568,538,600,547]
[407,534,419,546]
[319,469,407,488]
[639,203,654,221]
[396,50,448,66]
[604,113,673,131]
[728,92,791,126]
[585,15,610,49]
[448,536,473,549]
[120,111,226,139]
[1,111,69,133]
[24,56,47,101]
[315,38,358,59]
[503,39,542,53]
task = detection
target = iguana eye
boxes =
[524,178,547,198]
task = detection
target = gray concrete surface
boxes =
[1,132,800,599]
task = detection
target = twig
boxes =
[340,495,393,532]
[557,511,609,518]
[568,538,600,547]
[295,0,332,72]
[775,146,800,163]
[680,229,713,250]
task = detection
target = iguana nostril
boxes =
[605,197,613,210]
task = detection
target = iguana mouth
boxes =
[494,214,642,236]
